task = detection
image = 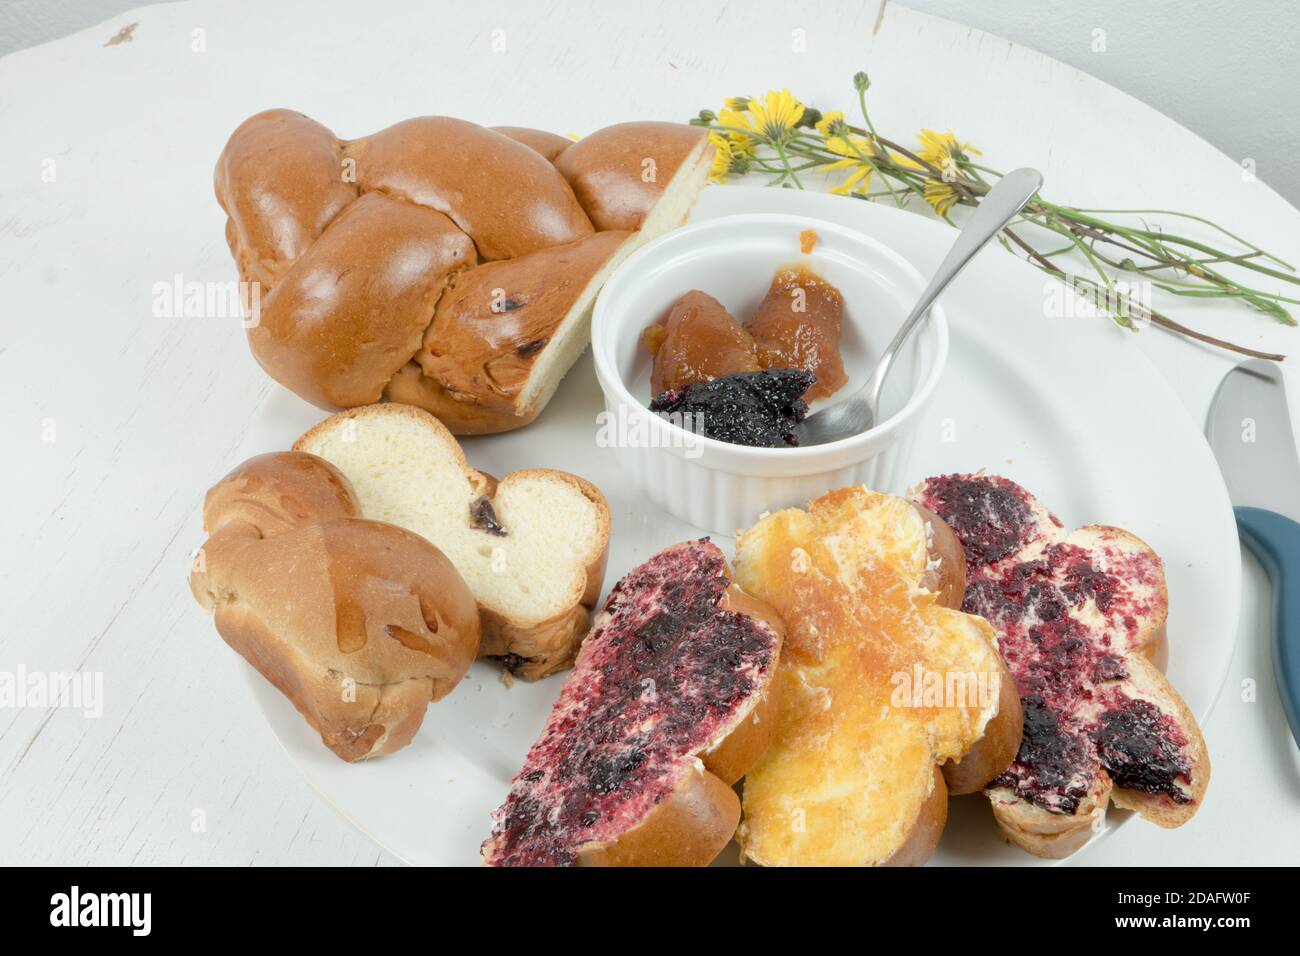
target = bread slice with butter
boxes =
[732,486,1022,866]
[296,403,610,680]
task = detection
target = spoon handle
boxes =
[864,167,1044,412]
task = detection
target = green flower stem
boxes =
[1066,207,1293,270]
[772,139,804,189]
[1037,200,1300,288]
[1003,227,1285,360]
[857,84,880,140]
[1026,206,1300,321]
[1131,251,1265,272]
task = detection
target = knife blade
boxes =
[1207,359,1300,524]
[1208,358,1300,749]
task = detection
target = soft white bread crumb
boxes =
[295,404,610,675]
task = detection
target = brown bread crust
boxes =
[567,546,783,867]
[250,193,475,408]
[555,121,708,231]
[384,362,541,435]
[347,116,594,261]
[492,125,574,162]
[189,452,481,761]
[483,540,783,866]
[215,111,712,432]
[215,109,357,290]
[415,230,631,413]
[294,404,611,680]
[883,767,949,866]
[574,762,742,867]
[700,582,788,786]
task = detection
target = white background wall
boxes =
[895,0,1300,204]
[2,0,1297,204]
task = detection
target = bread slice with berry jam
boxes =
[912,474,1210,858]
[481,539,784,866]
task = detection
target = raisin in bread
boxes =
[733,486,1022,866]
[912,474,1210,858]
[295,404,610,680]
[482,540,784,866]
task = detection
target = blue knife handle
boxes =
[1235,506,1300,749]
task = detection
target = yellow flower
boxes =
[724,97,751,111]
[923,180,962,217]
[707,133,733,183]
[830,164,871,196]
[892,151,923,171]
[815,123,875,195]
[721,89,805,147]
[915,129,981,167]
[823,132,873,162]
[717,107,757,155]
[815,110,846,138]
[750,89,805,141]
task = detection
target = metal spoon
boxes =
[794,167,1045,447]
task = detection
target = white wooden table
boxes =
[2,0,1297,866]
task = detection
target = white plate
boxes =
[236,185,1240,866]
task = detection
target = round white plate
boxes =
[236,185,1240,866]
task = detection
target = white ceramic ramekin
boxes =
[591,212,948,537]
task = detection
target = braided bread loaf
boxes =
[188,452,482,761]
[216,111,712,433]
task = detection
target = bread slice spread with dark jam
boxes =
[913,474,1210,858]
[482,539,783,866]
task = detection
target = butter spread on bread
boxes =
[482,540,783,866]
[733,486,1021,866]
[913,474,1209,858]
[296,404,610,680]
[188,452,481,762]
[215,111,713,434]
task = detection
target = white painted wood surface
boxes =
[1,0,1297,866]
